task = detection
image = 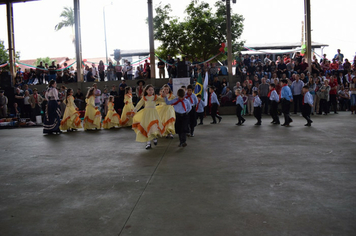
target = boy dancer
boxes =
[185,85,198,137]
[164,88,192,147]
[209,86,222,124]
[253,91,262,125]
[280,79,293,127]
[196,94,205,125]
[268,83,280,124]
[235,89,246,125]
[302,85,313,126]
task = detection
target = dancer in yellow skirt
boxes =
[83,87,102,130]
[120,87,134,127]
[156,84,176,138]
[132,84,165,149]
[60,88,82,131]
[103,95,121,129]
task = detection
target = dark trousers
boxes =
[319,99,329,114]
[260,96,269,114]
[282,99,293,125]
[270,101,280,123]
[99,71,105,81]
[197,112,204,124]
[23,104,32,118]
[302,104,312,124]
[31,104,42,122]
[116,72,122,80]
[253,106,262,124]
[329,94,337,113]
[236,105,245,124]
[175,113,188,144]
[188,107,197,134]
[293,94,302,113]
[210,103,221,123]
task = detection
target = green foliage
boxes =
[153,0,244,61]
[55,6,74,31]
[0,40,20,70]
[34,57,55,66]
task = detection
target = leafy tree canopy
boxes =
[153,0,244,61]
[0,40,20,69]
[54,6,74,31]
[34,57,55,66]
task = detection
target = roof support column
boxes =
[6,1,15,85]
[74,0,83,82]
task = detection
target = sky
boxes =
[0,0,355,62]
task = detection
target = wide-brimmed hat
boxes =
[136,80,145,86]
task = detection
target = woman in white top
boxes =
[23,90,31,118]
[43,80,62,134]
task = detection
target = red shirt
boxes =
[330,62,338,70]
[329,80,338,95]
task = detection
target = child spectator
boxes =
[235,89,245,126]
[302,85,313,126]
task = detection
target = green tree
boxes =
[34,57,55,66]
[54,6,75,43]
[153,0,244,61]
[0,40,20,70]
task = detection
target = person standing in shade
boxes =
[126,62,133,80]
[280,79,293,127]
[209,86,222,124]
[328,75,338,114]
[0,90,8,118]
[158,59,165,79]
[98,60,105,82]
[258,77,270,115]
[48,61,57,82]
[29,88,44,122]
[302,85,314,126]
[291,74,304,114]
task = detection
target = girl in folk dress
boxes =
[60,88,82,131]
[103,95,121,129]
[156,84,176,138]
[83,87,102,130]
[120,87,134,127]
[132,84,165,149]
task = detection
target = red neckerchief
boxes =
[268,88,275,98]
[185,93,193,103]
[138,87,143,96]
[172,98,186,112]
[196,100,200,111]
[33,93,38,103]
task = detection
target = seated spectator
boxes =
[23,84,33,95]
[221,78,229,88]
[29,88,44,122]
[330,59,338,72]
[0,90,8,118]
[212,76,222,96]
[219,65,228,75]
[233,82,242,93]
[221,87,233,106]
[14,87,24,116]
[23,90,31,118]
[299,58,309,74]
[14,74,23,88]
[134,66,141,80]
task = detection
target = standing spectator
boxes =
[126,62,133,80]
[209,63,218,81]
[115,63,122,80]
[166,55,174,78]
[170,64,177,78]
[29,88,43,122]
[48,61,57,82]
[293,52,303,64]
[0,90,8,118]
[36,61,45,84]
[318,80,330,115]
[86,68,95,82]
[110,85,119,112]
[333,49,344,62]
[258,77,270,115]
[157,59,165,79]
[291,74,304,114]
[350,77,356,114]
[136,80,145,99]
[107,62,115,81]
[233,82,242,92]
[98,60,105,82]
[14,87,24,117]
[314,77,322,114]
[23,90,31,118]
[338,86,350,111]
[91,63,98,80]
[134,66,141,80]
[246,83,254,116]
[328,75,338,114]
[56,64,63,83]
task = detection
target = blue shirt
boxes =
[281,85,293,101]
[303,91,313,105]
[210,92,220,106]
[185,93,198,106]
[269,90,279,102]
[253,95,262,107]
[236,95,244,108]
[165,97,192,114]
[291,80,304,95]
[220,66,228,75]
[196,100,205,113]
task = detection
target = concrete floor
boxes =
[0,112,355,236]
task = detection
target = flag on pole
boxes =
[202,72,209,106]
[194,73,203,96]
